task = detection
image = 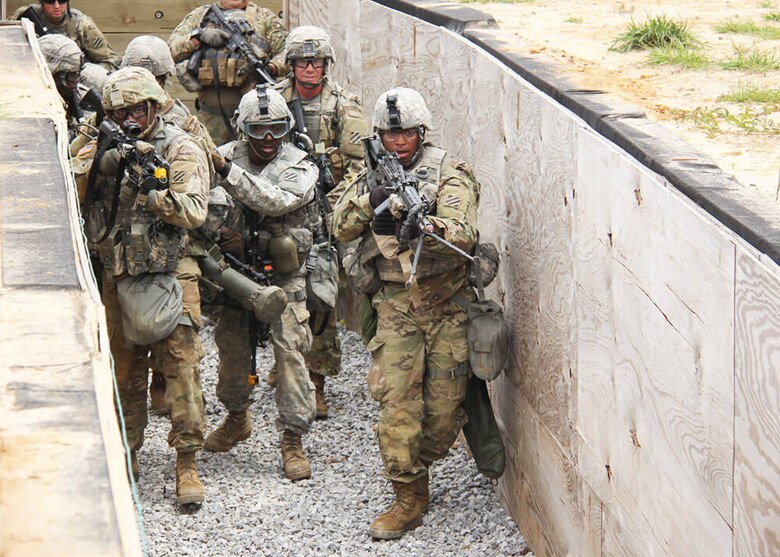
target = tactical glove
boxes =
[368,185,389,209]
[200,28,231,48]
[211,149,232,178]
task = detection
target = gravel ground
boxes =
[136,323,533,557]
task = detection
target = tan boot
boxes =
[267,364,277,388]
[175,451,204,508]
[149,371,168,416]
[281,430,311,481]
[309,371,329,419]
[369,475,429,540]
[204,411,252,452]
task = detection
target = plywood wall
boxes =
[287,1,780,555]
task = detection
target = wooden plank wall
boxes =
[287,1,780,555]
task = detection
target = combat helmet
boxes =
[235,85,295,140]
[38,34,83,75]
[284,25,335,65]
[102,66,167,112]
[121,35,176,80]
[372,87,432,131]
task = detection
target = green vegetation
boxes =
[758,0,776,7]
[649,45,709,68]
[609,15,701,52]
[721,44,780,71]
[763,11,780,21]
[719,84,780,103]
[687,104,780,136]
[715,19,780,39]
[565,17,584,24]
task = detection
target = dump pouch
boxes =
[462,375,506,479]
[116,272,184,346]
[305,241,339,311]
[358,294,378,345]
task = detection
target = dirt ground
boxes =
[459,0,780,202]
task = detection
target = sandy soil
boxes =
[460,0,780,202]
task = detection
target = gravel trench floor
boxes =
[137,323,533,557]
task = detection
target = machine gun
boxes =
[18,6,49,37]
[98,119,171,194]
[364,135,477,288]
[187,3,275,85]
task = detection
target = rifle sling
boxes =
[209,49,236,141]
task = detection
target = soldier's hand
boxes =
[201,28,231,48]
[419,183,438,205]
[98,148,121,175]
[211,149,232,178]
[368,185,389,209]
[388,194,407,219]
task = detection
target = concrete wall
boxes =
[0,21,141,557]
[286,1,780,555]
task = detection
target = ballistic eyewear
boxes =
[381,129,418,142]
[112,103,149,122]
[293,59,325,70]
[244,120,290,140]
[41,0,69,4]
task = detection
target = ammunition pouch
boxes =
[125,222,188,276]
[116,272,185,346]
[453,293,509,381]
[343,233,381,295]
[305,241,339,312]
[197,49,248,88]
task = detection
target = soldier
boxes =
[168,0,287,146]
[72,67,211,509]
[273,25,368,418]
[14,0,120,71]
[121,34,217,416]
[205,86,319,482]
[332,88,480,539]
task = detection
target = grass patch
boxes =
[649,45,710,68]
[721,44,780,71]
[610,15,701,52]
[764,11,780,21]
[715,19,780,39]
[758,0,776,7]
[719,84,780,102]
[565,17,584,24]
[688,104,780,136]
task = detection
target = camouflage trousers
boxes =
[366,291,470,483]
[304,309,341,378]
[213,276,316,435]
[104,257,206,453]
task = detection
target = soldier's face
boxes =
[293,59,325,88]
[55,71,79,97]
[247,133,284,163]
[111,102,157,135]
[218,0,249,9]
[381,128,419,166]
[40,0,68,23]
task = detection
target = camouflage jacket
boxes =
[169,2,287,78]
[161,93,217,166]
[333,143,480,310]
[273,77,367,202]
[73,118,210,276]
[216,140,320,278]
[13,5,119,71]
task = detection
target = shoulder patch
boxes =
[92,36,103,49]
[442,194,462,210]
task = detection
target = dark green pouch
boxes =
[358,294,377,345]
[462,374,506,479]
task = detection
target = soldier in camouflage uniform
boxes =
[72,67,211,509]
[272,25,368,418]
[14,0,119,71]
[333,88,480,539]
[121,35,218,416]
[168,0,287,146]
[205,86,320,481]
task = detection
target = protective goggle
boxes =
[57,71,80,85]
[41,0,68,4]
[111,102,149,122]
[293,59,325,70]
[244,119,290,140]
[381,128,419,142]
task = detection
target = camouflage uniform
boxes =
[333,88,480,487]
[72,68,210,457]
[168,1,287,145]
[14,4,119,71]
[273,26,368,389]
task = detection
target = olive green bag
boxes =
[462,374,506,480]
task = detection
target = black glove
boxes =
[372,210,396,236]
[200,28,231,48]
[368,185,389,209]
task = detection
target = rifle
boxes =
[79,87,105,127]
[364,135,476,288]
[19,6,49,37]
[187,3,275,85]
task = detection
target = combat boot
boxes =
[281,430,311,481]
[309,371,329,419]
[149,371,167,416]
[175,451,204,508]
[203,411,252,452]
[369,475,429,540]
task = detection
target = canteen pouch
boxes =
[116,272,184,346]
[305,242,339,311]
[461,374,506,480]
[467,299,509,381]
